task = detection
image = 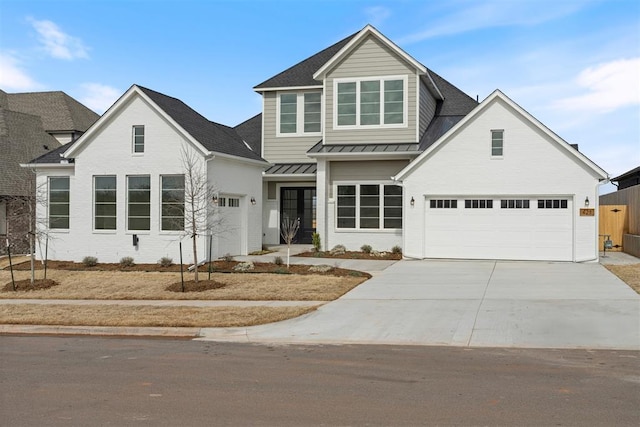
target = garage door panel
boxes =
[425,197,573,261]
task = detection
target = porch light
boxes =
[410,196,415,207]
[212,195,218,205]
[584,196,589,207]
[250,197,256,205]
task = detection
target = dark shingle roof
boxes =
[612,166,640,182]
[234,113,262,156]
[30,140,75,164]
[254,32,358,90]
[137,86,265,162]
[0,109,61,194]
[5,90,98,132]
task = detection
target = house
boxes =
[254,25,608,261]
[0,90,98,255]
[600,165,640,257]
[611,166,640,190]
[26,85,267,264]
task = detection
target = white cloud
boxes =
[0,53,41,91]
[78,83,120,113]
[29,18,89,60]
[553,58,640,113]
[398,0,593,43]
[365,6,391,26]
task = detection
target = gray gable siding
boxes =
[419,80,437,139]
[324,35,418,145]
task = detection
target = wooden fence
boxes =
[600,185,640,257]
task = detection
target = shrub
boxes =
[119,256,135,268]
[391,245,402,255]
[82,256,98,267]
[233,261,254,272]
[330,244,346,256]
[273,256,284,266]
[158,257,173,267]
[312,232,321,252]
[361,244,372,254]
[222,253,234,262]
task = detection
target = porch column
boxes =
[316,159,328,250]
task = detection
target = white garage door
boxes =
[217,195,243,256]
[424,197,573,261]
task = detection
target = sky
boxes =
[1,0,638,193]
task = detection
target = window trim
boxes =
[48,176,70,230]
[132,125,145,154]
[93,175,117,232]
[491,129,504,158]
[334,182,403,231]
[160,174,185,232]
[126,175,151,232]
[333,75,408,130]
[0,200,6,235]
[276,91,322,137]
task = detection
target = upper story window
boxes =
[133,125,145,153]
[49,177,70,229]
[277,92,321,136]
[491,130,503,157]
[335,76,406,128]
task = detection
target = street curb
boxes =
[0,324,201,338]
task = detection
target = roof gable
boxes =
[313,25,426,80]
[396,90,608,181]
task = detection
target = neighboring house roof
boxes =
[2,89,98,132]
[234,113,262,156]
[253,32,358,90]
[29,140,75,165]
[395,90,608,181]
[0,108,60,195]
[612,166,640,182]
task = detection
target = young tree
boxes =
[280,215,300,268]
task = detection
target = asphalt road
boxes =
[1,336,638,426]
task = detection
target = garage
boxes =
[424,196,573,261]
[216,194,244,256]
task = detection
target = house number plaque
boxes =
[580,208,595,216]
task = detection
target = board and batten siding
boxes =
[419,81,437,138]
[324,35,418,145]
[328,160,409,198]
[262,91,322,163]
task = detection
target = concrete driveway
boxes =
[199,260,640,349]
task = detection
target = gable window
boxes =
[127,176,150,231]
[278,92,322,136]
[491,130,503,157]
[336,184,402,230]
[49,177,70,229]
[133,125,145,153]
[94,176,116,230]
[335,76,406,128]
[161,175,185,231]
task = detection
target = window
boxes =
[0,200,6,235]
[94,176,116,230]
[278,92,322,135]
[538,199,568,209]
[133,125,145,153]
[501,199,530,209]
[218,197,226,207]
[491,130,503,157]
[49,177,70,229]
[127,176,150,230]
[336,184,402,229]
[465,199,493,209]
[335,77,406,127]
[161,175,184,231]
[429,199,458,209]
[228,198,240,208]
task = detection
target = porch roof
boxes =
[307,141,420,158]
[264,163,317,177]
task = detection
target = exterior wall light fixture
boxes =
[584,196,590,207]
[410,196,415,207]
[250,197,256,205]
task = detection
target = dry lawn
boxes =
[604,264,640,294]
[0,304,318,327]
[0,270,366,301]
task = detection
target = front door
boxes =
[280,187,316,244]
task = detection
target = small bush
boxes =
[361,244,372,254]
[274,256,284,266]
[330,244,346,256]
[119,256,135,268]
[208,263,216,273]
[82,256,98,267]
[158,257,173,267]
[222,253,234,262]
[391,245,402,255]
[312,232,321,252]
[349,271,363,277]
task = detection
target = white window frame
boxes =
[126,175,151,232]
[160,174,185,232]
[491,129,504,158]
[333,75,408,130]
[48,176,70,230]
[334,182,403,231]
[93,175,117,232]
[132,125,145,154]
[276,91,322,137]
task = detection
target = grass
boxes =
[0,304,318,327]
[604,264,640,294]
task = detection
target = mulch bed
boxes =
[166,280,226,293]
[6,260,370,279]
[2,279,60,292]
[296,251,402,261]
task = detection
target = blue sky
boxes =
[1,0,638,192]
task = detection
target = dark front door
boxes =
[280,187,316,244]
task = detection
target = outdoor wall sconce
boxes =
[250,197,256,205]
[584,196,590,207]
[212,195,218,205]
[410,196,415,206]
